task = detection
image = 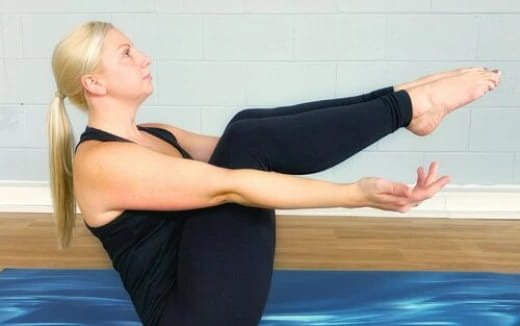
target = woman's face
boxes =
[93,28,153,101]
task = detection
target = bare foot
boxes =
[405,69,501,136]
[394,66,489,92]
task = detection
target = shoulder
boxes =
[73,139,135,179]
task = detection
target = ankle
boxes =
[406,86,432,121]
[393,83,410,92]
[397,90,414,127]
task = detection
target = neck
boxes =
[87,97,143,141]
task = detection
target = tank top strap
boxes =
[138,125,193,159]
[74,125,193,159]
[74,126,130,153]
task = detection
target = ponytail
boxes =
[48,21,113,248]
[46,93,76,249]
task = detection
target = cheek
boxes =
[112,67,139,83]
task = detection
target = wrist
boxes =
[343,182,366,208]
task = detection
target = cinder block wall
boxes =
[0,0,518,185]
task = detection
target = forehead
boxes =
[104,28,133,51]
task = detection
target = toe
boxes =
[487,72,500,87]
[485,79,496,90]
[478,73,496,88]
[483,71,499,80]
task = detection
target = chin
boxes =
[143,85,154,97]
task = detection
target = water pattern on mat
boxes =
[0,269,519,325]
[262,270,520,326]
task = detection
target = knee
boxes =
[228,108,261,125]
[221,119,266,150]
[210,120,269,170]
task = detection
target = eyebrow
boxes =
[117,42,134,50]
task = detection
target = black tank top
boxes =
[75,125,193,326]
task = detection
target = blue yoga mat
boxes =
[0,268,519,325]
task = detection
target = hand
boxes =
[354,161,451,213]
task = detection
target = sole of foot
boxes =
[405,69,501,136]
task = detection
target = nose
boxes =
[138,49,151,67]
[143,54,151,67]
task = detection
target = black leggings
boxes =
[157,86,413,326]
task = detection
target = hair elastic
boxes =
[55,91,66,100]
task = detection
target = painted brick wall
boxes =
[0,0,518,185]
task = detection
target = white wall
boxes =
[0,0,519,185]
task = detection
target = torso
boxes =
[73,123,185,228]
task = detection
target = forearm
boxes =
[224,169,364,209]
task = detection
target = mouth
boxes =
[143,73,152,80]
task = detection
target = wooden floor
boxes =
[1,212,519,274]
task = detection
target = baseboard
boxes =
[0,180,519,219]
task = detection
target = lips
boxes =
[143,73,152,80]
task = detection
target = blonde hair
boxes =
[46,21,113,249]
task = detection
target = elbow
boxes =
[210,168,237,206]
[211,192,232,206]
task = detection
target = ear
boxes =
[81,74,107,97]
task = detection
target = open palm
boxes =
[356,161,451,213]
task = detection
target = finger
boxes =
[425,175,451,196]
[410,174,450,201]
[437,175,451,189]
[416,166,425,187]
[425,161,438,185]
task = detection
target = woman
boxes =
[47,21,500,326]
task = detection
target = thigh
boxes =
[158,123,276,326]
[159,204,275,326]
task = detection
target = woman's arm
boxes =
[224,169,364,209]
[82,140,445,215]
[82,142,365,213]
[225,161,450,213]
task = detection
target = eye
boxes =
[123,47,131,57]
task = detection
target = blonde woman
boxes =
[47,21,500,326]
